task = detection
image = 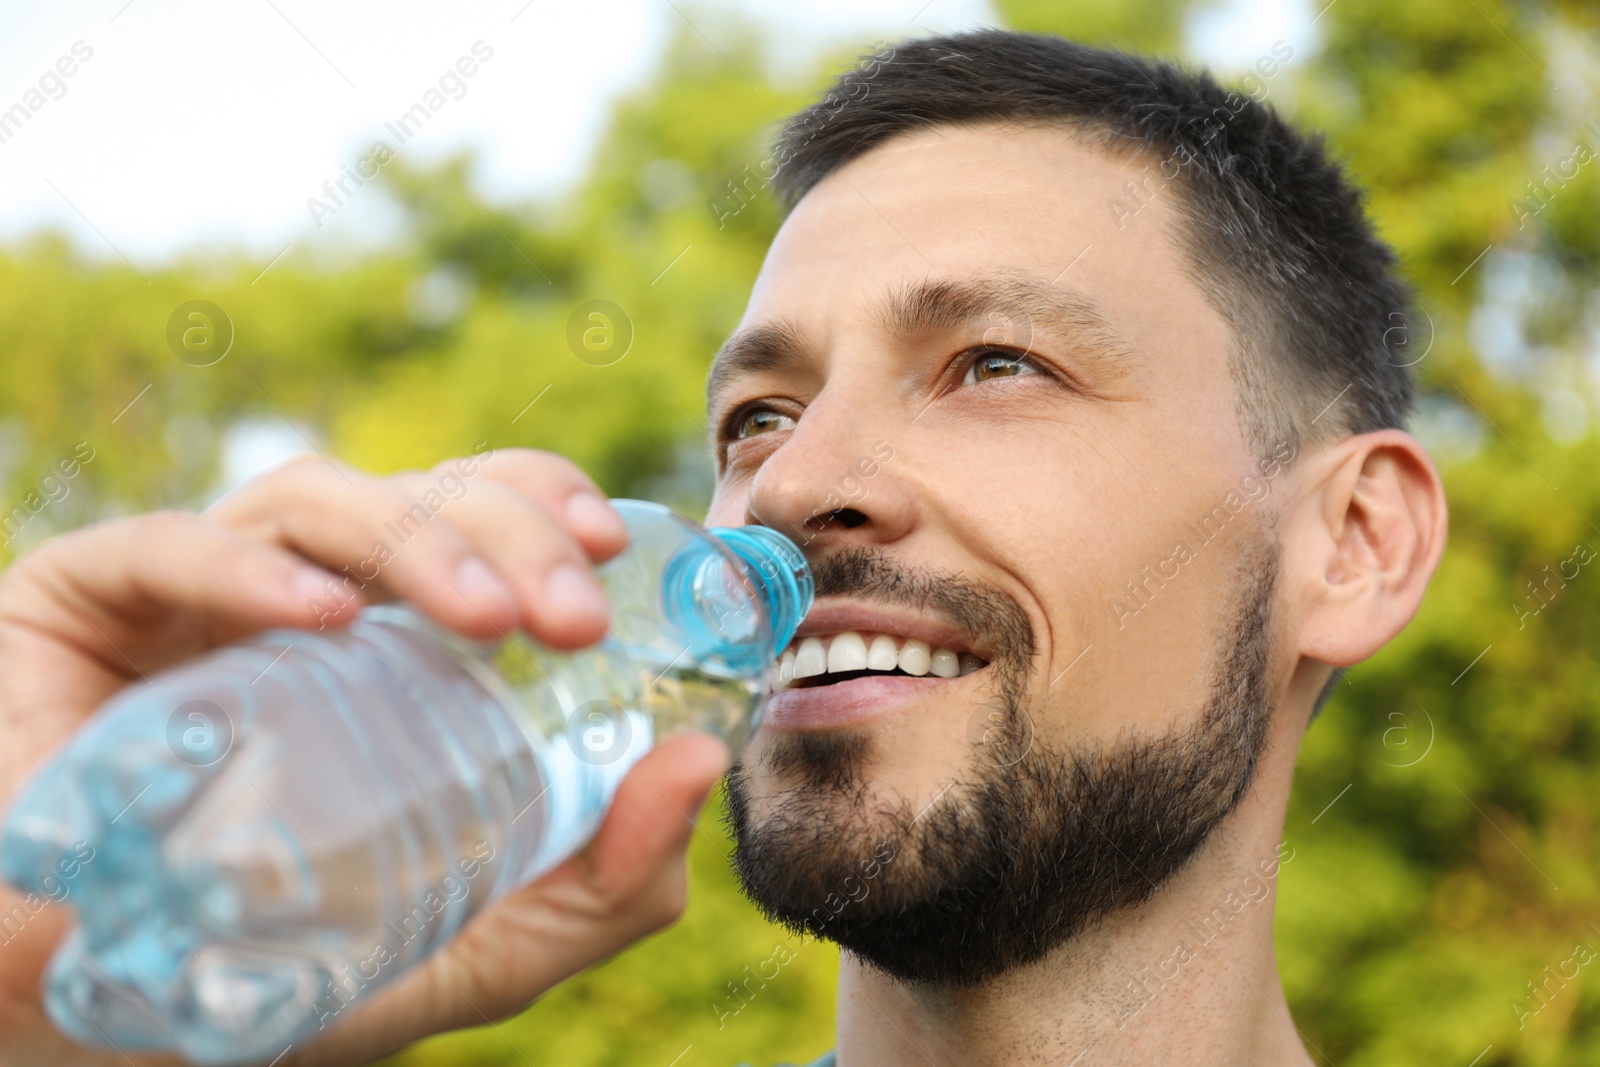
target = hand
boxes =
[0,449,731,1066]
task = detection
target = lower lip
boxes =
[760,673,975,731]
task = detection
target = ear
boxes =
[1284,429,1448,667]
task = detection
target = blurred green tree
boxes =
[1,2,1599,1064]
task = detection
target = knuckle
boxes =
[271,455,369,497]
[485,447,590,488]
[217,454,344,512]
[387,466,429,485]
[135,508,206,541]
[265,453,331,482]
[651,881,689,928]
[634,861,691,929]
[388,474,431,501]
[426,455,470,479]
[377,479,423,511]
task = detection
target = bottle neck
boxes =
[708,524,814,656]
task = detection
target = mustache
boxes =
[806,546,1036,673]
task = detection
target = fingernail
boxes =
[565,491,627,542]
[544,562,608,623]
[455,557,516,612]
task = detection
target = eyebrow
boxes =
[705,319,810,413]
[704,273,1135,413]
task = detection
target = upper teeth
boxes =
[774,631,985,689]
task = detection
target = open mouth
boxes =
[773,630,988,690]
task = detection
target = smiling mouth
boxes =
[773,630,987,690]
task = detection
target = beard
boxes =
[723,539,1278,987]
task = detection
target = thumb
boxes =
[586,732,731,895]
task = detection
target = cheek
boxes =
[704,478,751,527]
[933,420,1258,746]
[1051,518,1265,743]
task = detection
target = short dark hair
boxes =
[769,29,1416,457]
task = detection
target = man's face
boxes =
[703,123,1290,981]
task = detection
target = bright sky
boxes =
[0,0,1310,268]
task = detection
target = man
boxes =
[0,28,1445,1067]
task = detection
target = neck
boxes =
[833,757,1313,1066]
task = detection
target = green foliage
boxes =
[997,0,1208,56]
[330,23,806,506]
[2,2,1599,1064]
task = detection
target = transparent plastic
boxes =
[0,500,811,1065]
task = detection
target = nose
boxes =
[744,392,914,553]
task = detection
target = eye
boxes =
[734,407,796,438]
[963,349,1040,385]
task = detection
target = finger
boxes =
[585,732,732,907]
[459,448,629,563]
[5,511,351,671]
[205,457,522,641]
[393,477,608,651]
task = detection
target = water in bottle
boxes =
[0,499,812,1065]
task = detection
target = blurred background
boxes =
[2,0,1599,1063]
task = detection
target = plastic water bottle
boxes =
[0,499,812,1065]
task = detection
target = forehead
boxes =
[730,122,1230,394]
